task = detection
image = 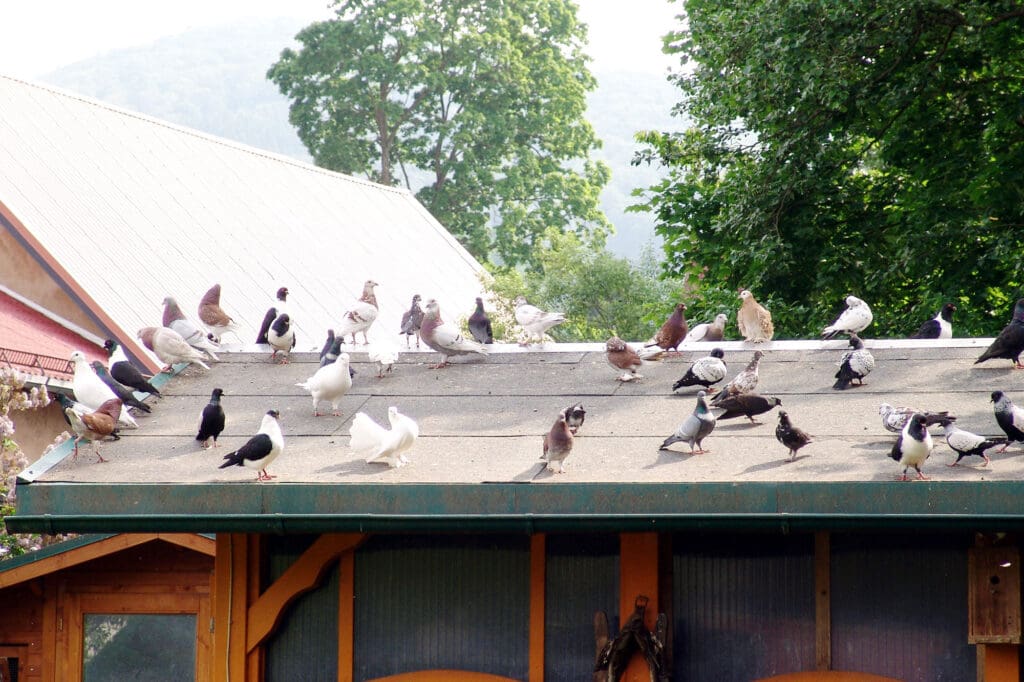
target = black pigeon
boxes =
[219,409,284,481]
[775,411,812,461]
[672,348,727,392]
[564,402,586,435]
[713,393,781,424]
[256,307,277,344]
[911,303,956,339]
[975,299,1024,368]
[832,333,874,390]
[103,339,160,396]
[89,361,152,413]
[196,388,226,449]
[468,297,494,344]
[940,418,1006,467]
[400,294,424,348]
[991,390,1024,453]
[890,413,933,481]
[319,329,336,362]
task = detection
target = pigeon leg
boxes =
[71,438,81,461]
[93,444,109,464]
[946,460,960,467]
[998,443,1011,453]
[915,467,930,481]
[332,409,342,417]
[415,333,420,349]
[747,416,761,424]
[982,453,991,466]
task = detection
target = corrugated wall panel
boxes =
[673,533,816,681]
[353,535,530,681]
[544,534,620,681]
[831,533,975,681]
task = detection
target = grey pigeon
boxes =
[564,402,586,435]
[713,393,781,424]
[539,411,575,474]
[940,418,1005,467]
[468,297,494,344]
[659,390,716,454]
[419,299,489,368]
[878,403,952,433]
[90,361,151,413]
[218,409,284,482]
[319,329,336,363]
[775,410,812,461]
[196,388,226,449]
[832,333,874,390]
[672,348,727,392]
[162,296,220,360]
[138,326,211,372]
[685,313,727,343]
[911,303,955,339]
[710,350,762,406]
[400,294,424,348]
[890,413,933,481]
[103,339,160,396]
[975,299,1024,367]
[822,295,873,340]
[991,390,1024,453]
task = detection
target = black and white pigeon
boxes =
[975,298,1024,368]
[564,402,586,435]
[89,361,152,413]
[710,350,763,406]
[218,409,284,482]
[832,333,874,390]
[991,390,1024,453]
[257,288,290,344]
[400,294,424,348]
[940,418,1005,467]
[256,309,295,364]
[672,348,727,393]
[911,303,956,339]
[713,393,781,424]
[196,388,226,449]
[659,390,717,454]
[685,313,728,343]
[890,413,933,481]
[775,410,812,461]
[103,339,160,396]
[822,295,873,340]
[468,297,494,344]
[878,403,952,433]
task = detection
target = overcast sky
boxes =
[0,0,682,79]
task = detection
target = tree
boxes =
[634,0,1024,338]
[268,0,611,268]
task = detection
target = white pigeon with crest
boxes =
[69,351,138,428]
[514,295,565,344]
[337,280,379,345]
[822,295,873,340]
[296,353,353,416]
[350,407,419,468]
[162,296,220,360]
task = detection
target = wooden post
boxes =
[815,532,831,671]
[338,550,355,682]
[213,533,251,681]
[978,644,1019,682]
[528,534,546,682]
[619,533,660,682]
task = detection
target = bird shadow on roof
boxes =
[316,459,383,477]
[642,449,694,469]
[735,458,804,476]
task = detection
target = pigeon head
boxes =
[276,287,289,302]
[778,410,789,421]
[211,388,224,399]
[103,339,118,354]
[200,284,222,306]
[752,350,764,360]
[266,409,280,420]
[848,334,864,348]
[69,350,87,364]
[846,295,864,307]
[768,396,782,407]
[89,361,108,375]
[992,390,1007,404]
[424,299,441,319]
[909,413,929,433]
[941,303,956,319]
[1014,299,1024,322]
[739,290,752,301]
[878,402,893,416]
[137,327,157,350]
[674,302,687,313]
[605,336,628,352]
[710,348,725,359]
[162,296,185,325]
[514,295,529,307]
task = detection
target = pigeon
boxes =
[350,406,420,468]
[659,390,717,454]
[832,333,875,390]
[940,419,1005,467]
[197,284,240,342]
[606,335,664,382]
[258,311,295,363]
[89,361,152,413]
[400,294,424,348]
[775,410,812,461]
[162,296,220,361]
[103,339,160,396]
[419,299,489,368]
[468,297,494,344]
[564,402,586,435]
[975,299,1024,368]
[367,340,399,378]
[736,289,774,343]
[296,353,353,416]
[138,326,211,372]
[319,329,337,364]
[257,288,290,343]
[69,351,138,428]
[710,350,763,406]
[890,413,933,481]
[337,279,379,345]
[672,348,727,392]
[514,295,565,344]
[685,313,728,343]
[911,303,956,339]
[196,388,226,449]
[66,398,122,463]
[991,390,1024,453]
[822,295,873,340]
[878,403,952,433]
[646,303,688,352]
[218,409,284,482]
[594,595,665,682]
[540,411,574,474]
[712,393,781,424]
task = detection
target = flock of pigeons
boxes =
[57,284,1024,483]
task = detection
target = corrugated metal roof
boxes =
[0,75,484,362]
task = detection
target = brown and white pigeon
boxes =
[975,299,1024,368]
[832,333,874,390]
[775,410,812,461]
[822,295,873,340]
[337,280,380,345]
[66,397,122,463]
[940,418,1005,467]
[911,303,955,339]
[890,413,933,481]
[400,294,424,348]
[672,348,727,393]
[710,350,763,406]
[878,403,952,433]
[138,326,211,372]
[713,393,781,424]
[659,390,716,454]
[514,295,565,344]
[468,297,494,344]
[606,336,664,382]
[991,390,1024,452]
[197,284,240,343]
[685,313,728,343]
[350,406,419,468]
[218,409,284,482]
[419,299,489,368]
[737,290,774,343]
[540,410,575,474]
[646,303,688,352]
[162,296,220,360]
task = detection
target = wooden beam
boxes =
[528,534,546,682]
[978,643,1020,682]
[619,533,659,682]
[0,533,160,588]
[246,534,264,682]
[338,549,355,682]
[815,531,831,670]
[245,533,365,653]
[213,533,250,682]
[157,532,216,556]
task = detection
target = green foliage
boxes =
[486,229,686,341]
[268,0,611,268]
[635,0,1024,338]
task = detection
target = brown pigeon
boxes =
[540,411,574,474]
[647,303,688,352]
[419,299,488,368]
[776,411,813,461]
[737,289,774,342]
[606,336,664,382]
[197,284,239,342]
[66,398,122,463]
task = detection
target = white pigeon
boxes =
[138,326,212,371]
[685,314,728,343]
[822,295,873,340]
[337,280,380,345]
[514,295,565,344]
[295,353,353,416]
[69,351,138,428]
[162,296,220,360]
[350,406,419,468]
[367,339,399,378]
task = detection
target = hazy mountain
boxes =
[41,17,682,259]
